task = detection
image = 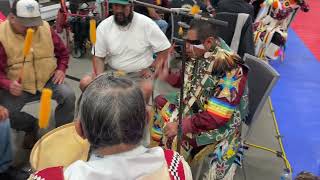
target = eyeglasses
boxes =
[185,39,202,45]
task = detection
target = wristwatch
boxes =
[206,5,215,13]
[148,66,156,73]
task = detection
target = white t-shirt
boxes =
[64,146,192,180]
[94,12,171,73]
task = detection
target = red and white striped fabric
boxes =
[28,166,64,180]
[164,149,186,180]
[28,149,188,180]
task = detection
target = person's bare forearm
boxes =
[147,8,161,20]
[205,0,212,6]
[93,56,105,75]
[154,48,170,67]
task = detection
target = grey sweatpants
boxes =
[0,79,76,132]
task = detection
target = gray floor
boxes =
[236,102,285,180]
[12,55,287,179]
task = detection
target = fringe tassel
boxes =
[222,164,237,180]
[212,48,242,75]
[204,163,238,180]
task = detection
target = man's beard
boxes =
[114,11,133,26]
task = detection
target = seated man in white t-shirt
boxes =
[79,0,171,96]
[28,74,192,180]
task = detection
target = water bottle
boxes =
[280,168,292,180]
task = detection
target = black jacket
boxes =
[215,12,255,58]
[216,0,254,19]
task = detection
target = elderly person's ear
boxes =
[204,37,216,50]
[75,119,86,139]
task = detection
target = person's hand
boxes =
[208,7,216,16]
[9,80,22,96]
[154,44,175,80]
[139,68,153,79]
[140,79,153,101]
[155,64,169,81]
[52,70,65,84]
[206,5,214,12]
[153,56,169,80]
[0,106,9,121]
[164,122,178,138]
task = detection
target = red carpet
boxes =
[291,0,320,61]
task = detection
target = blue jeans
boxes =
[154,19,168,34]
[0,119,12,173]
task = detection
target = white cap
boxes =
[15,0,43,27]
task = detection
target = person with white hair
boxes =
[28,74,193,180]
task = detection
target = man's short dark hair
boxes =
[189,19,217,42]
[78,74,146,149]
[10,0,19,16]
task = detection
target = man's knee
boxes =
[80,75,93,92]
[0,119,10,131]
[0,119,11,146]
[64,86,76,103]
[0,119,11,142]
[0,119,12,172]
[154,20,168,33]
[56,84,76,104]
[0,90,25,113]
[10,113,37,132]
[154,95,167,109]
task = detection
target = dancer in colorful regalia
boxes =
[254,0,309,61]
[151,19,249,179]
